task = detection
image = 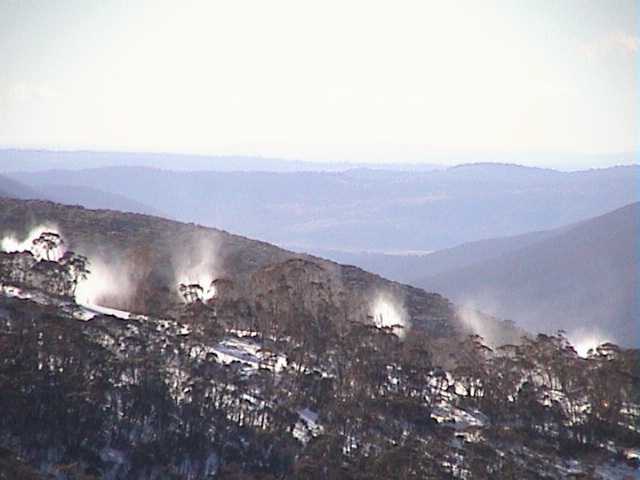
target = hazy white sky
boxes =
[0,0,637,164]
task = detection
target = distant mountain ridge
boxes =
[8,163,638,253]
[0,149,444,173]
[302,227,562,283]
[0,174,39,199]
[1,148,635,171]
[318,203,639,346]
[415,202,639,346]
[35,183,164,217]
[0,172,162,217]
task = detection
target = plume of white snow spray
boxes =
[457,305,494,342]
[570,331,610,358]
[75,255,135,307]
[1,224,66,261]
[371,293,408,338]
[173,232,220,302]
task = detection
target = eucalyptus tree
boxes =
[31,231,64,261]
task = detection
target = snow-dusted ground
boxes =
[2,283,638,477]
[294,408,323,442]
[1,283,137,323]
[1,285,100,322]
[431,402,487,430]
[76,301,132,321]
[211,336,288,373]
[595,463,640,480]
[1,284,52,306]
[556,458,640,480]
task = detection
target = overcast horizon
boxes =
[1,0,638,170]
[0,147,637,172]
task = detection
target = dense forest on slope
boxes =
[0,199,637,479]
[0,197,494,340]
[0,294,638,479]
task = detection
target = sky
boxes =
[0,0,638,166]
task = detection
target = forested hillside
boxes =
[0,199,637,479]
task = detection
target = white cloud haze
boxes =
[0,0,637,165]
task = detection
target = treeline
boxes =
[0,231,89,298]
[0,295,638,479]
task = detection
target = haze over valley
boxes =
[2,152,638,349]
[0,0,638,478]
[4,152,638,253]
